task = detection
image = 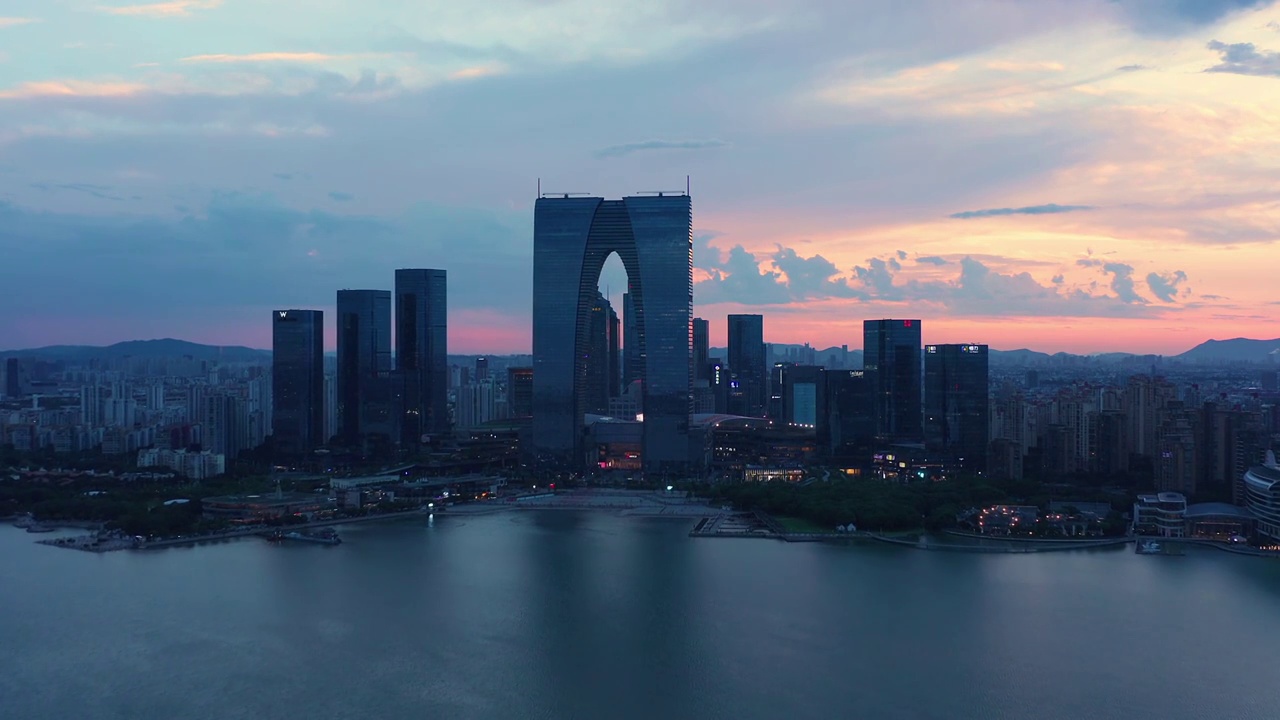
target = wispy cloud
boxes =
[179,52,336,64]
[985,60,1065,72]
[30,182,124,201]
[450,65,505,81]
[950,203,1095,219]
[1204,40,1280,77]
[99,1,222,17]
[0,17,40,28]
[328,191,354,202]
[595,138,728,158]
[0,80,148,100]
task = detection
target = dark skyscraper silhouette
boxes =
[395,269,448,444]
[924,343,990,471]
[863,319,922,442]
[3,358,20,398]
[823,369,875,458]
[780,364,825,428]
[622,291,642,389]
[584,290,618,415]
[727,314,765,417]
[507,367,534,419]
[693,317,709,382]
[336,289,393,450]
[532,194,692,474]
[271,309,324,454]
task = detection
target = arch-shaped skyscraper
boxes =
[532,194,693,475]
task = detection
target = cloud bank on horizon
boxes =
[1,0,1278,354]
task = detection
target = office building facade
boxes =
[727,314,766,417]
[336,289,393,449]
[693,317,709,382]
[924,343,990,471]
[507,367,534,419]
[823,369,875,459]
[272,309,324,454]
[395,269,449,444]
[864,319,922,442]
[584,291,620,415]
[532,194,693,474]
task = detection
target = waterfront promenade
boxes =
[27,488,1280,560]
[34,489,725,552]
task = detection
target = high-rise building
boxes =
[584,291,619,415]
[782,365,825,429]
[863,319,922,442]
[336,289,393,449]
[1199,403,1266,504]
[727,314,765,417]
[532,193,693,474]
[924,343,990,471]
[1156,400,1199,495]
[693,318,709,382]
[272,309,324,454]
[456,381,498,429]
[608,305,621,400]
[205,391,248,460]
[80,385,103,426]
[822,369,874,459]
[622,291,642,388]
[507,367,534,419]
[709,361,730,415]
[1124,374,1177,458]
[475,357,490,383]
[4,358,23,398]
[768,362,790,419]
[395,269,449,444]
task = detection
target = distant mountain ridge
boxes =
[3,336,1277,365]
[1174,337,1280,364]
[0,338,269,362]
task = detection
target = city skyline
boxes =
[2,2,1279,354]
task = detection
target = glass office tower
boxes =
[692,317,709,382]
[584,290,619,415]
[336,289,393,450]
[272,309,324,454]
[863,319,923,442]
[532,194,693,474]
[924,343,990,471]
[727,314,766,417]
[395,269,448,445]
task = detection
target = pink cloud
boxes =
[450,65,505,81]
[99,0,222,17]
[0,80,149,99]
[179,52,336,64]
[0,17,40,28]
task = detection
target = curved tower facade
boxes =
[532,194,693,475]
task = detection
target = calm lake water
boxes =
[4,511,1280,719]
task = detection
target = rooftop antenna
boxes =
[687,175,690,195]
[537,177,540,198]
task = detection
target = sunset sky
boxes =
[1,0,1277,354]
